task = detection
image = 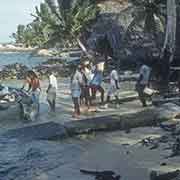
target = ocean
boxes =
[0,52,47,68]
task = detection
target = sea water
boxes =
[0,51,47,68]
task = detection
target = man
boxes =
[47,72,58,112]
[70,65,83,118]
[90,63,105,105]
[136,63,151,107]
[22,70,41,118]
[0,84,10,101]
[80,62,92,109]
[106,69,119,106]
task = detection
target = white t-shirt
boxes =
[110,70,119,86]
[49,74,58,90]
[139,65,151,85]
[71,70,83,98]
[0,86,9,96]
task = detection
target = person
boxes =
[90,63,105,105]
[136,63,151,107]
[106,69,119,106]
[46,72,58,112]
[80,61,94,109]
[22,70,41,115]
[70,65,83,118]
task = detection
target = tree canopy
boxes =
[12,0,99,49]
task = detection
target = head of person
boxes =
[25,71,32,80]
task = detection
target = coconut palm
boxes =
[42,0,99,52]
[162,0,177,62]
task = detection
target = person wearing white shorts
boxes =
[70,66,83,118]
[106,69,119,104]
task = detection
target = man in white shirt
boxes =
[47,72,58,112]
[106,69,119,105]
[70,66,83,118]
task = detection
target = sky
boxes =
[0,0,43,43]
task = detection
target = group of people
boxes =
[21,70,58,115]
[70,60,120,118]
[0,56,152,120]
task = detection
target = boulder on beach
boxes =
[37,49,53,57]
[155,103,180,122]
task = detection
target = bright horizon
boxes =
[0,0,43,43]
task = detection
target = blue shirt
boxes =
[91,70,103,86]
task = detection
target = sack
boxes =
[143,87,154,95]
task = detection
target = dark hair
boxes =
[27,70,38,79]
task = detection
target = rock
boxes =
[36,49,53,57]
[2,122,68,141]
[0,63,29,80]
[155,103,180,122]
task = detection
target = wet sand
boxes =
[0,127,178,180]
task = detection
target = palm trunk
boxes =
[76,38,88,54]
[162,0,177,62]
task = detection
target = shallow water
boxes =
[0,52,47,68]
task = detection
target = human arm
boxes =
[114,71,119,89]
[115,80,119,89]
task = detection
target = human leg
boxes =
[72,97,80,116]
[137,85,147,107]
[97,85,104,104]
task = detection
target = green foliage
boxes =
[44,0,99,46]
[12,0,99,48]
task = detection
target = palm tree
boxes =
[42,0,99,53]
[162,0,177,62]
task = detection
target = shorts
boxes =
[31,90,40,104]
[71,89,81,98]
[47,87,56,102]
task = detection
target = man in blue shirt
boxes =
[90,64,104,104]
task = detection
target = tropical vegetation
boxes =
[12,0,99,52]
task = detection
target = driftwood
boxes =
[80,169,121,180]
[150,170,180,180]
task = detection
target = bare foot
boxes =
[72,113,80,119]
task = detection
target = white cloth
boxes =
[110,70,119,86]
[0,86,9,96]
[83,67,93,85]
[107,70,119,96]
[139,65,151,85]
[49,74,58,90]
[71,70,83,98]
